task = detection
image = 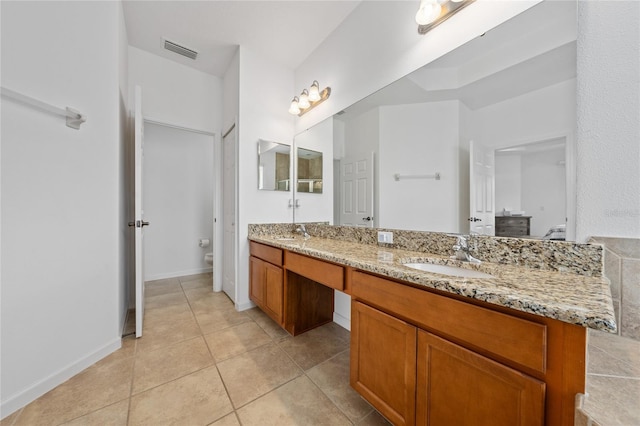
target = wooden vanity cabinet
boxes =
[416,330,545,426]
[351,301,417,426]
[350,270,585,426]
[249,242,284,325]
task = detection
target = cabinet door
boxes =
[264,261,283,324]
[416,330,545,426]
[351,301,417,426]
[249,256,265,306]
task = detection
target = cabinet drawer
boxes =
[352,271,547,374]
[250,241,283,266]
[496,226,529,237]
[286,252,344,291]
[496,217,529,227]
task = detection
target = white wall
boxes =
[293,118,334,224]
[521,148,566,237]
[495,154,522,213]
[467,80,576,150]
[576,1,640,241]
[143,123,214,280]
[236,46,295,310]
[1,1,123,416]
[379,102,460,232]
[128,46,222,134]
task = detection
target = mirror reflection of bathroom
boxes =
[495,137,567,240]
[297,148,323,193]
[257,139,291,191]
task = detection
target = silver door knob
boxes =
[362,216,373,221]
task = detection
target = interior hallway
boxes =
[1,273,390,425]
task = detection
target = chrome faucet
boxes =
[451,235,481,264]
[296,224,310,239]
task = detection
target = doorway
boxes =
[142,121,216,281]
[495,137,568,239]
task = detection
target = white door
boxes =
[222,124,236,302]
[339,153,374,227]
[134,86,148,337]
[469,140,495,235]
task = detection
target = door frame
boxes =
[222,120,239,303]
[142,116,219,290]
[490,130,575,241]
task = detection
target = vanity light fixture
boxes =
[416,0,474,35]
[288,81,331,117]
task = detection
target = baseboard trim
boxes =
[333,312,351,331]
[145,267,213,282]
[0,337,122,419]
[236,300,256,312]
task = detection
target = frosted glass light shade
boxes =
[308,81,321,102]
[415,0,442,25]
[298,89,310,109]
[288,97,300,115]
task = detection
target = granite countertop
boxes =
[249,234,617,332]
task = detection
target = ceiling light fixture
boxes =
[416,0,474,35]
[288,81,331,117]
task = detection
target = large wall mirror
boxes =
[258,139,291,191]
[321,0,577,241]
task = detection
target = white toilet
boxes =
[205,252,213,266]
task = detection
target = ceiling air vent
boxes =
[163,38,198,60]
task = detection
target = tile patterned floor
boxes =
[2,273,390,426]
[577,330,640,426]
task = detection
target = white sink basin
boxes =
[403,262,494,279]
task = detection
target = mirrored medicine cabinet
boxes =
[257,139,291,191]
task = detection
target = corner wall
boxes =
[1,1,123,416]
[236,46,295,310]
[576,1,640,241]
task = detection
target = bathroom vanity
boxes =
[248,224,615,426]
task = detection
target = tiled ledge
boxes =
[575,330,640,425]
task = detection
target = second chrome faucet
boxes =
[451,235,481,264]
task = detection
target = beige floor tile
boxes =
[0,409,22,426]
[208,413,240,426]
[584,375,640,426]
[136,316,202,353]
[277,322,350,370]
[133,336,214,394]
[194,306,252,335]
[144,291,188,310]
[145,278,182,298]
[245,308,290,340]
[129,366,233,426]
[15,356,134,426]
[236,375,351,425]
[357,409,392,425]
[185,288,233,307]
[143,302,194,327]
[180,276,213,291]
[107,336,137,362]
[59,399,129,426]
[307,350,374,422]
[217,342,302,408]
[204,322,272,362]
